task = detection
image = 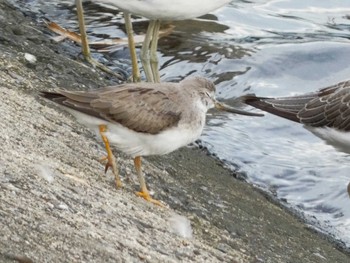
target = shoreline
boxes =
[0,0,349,262]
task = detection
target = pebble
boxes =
[24,53,36,64]
[57,203,69,210]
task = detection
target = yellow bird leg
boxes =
[99,125,122,188]
[134,156,164,206]
[124,12,141,83]
[75,0,123,79]
[150,20,161,83]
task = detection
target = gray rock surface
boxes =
[0,0,349,262]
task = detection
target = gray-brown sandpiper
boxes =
[41,76,262,205]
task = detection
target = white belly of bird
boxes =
[97,0,230,20]
[67,109,205,157]
[106,122,203,157]
[307,126,350,154]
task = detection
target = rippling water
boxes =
[15,0,350,247]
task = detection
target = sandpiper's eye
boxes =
[205,91,211,97]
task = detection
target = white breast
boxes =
[106,121,204,157]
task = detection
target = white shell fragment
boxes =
[168,214,193,238]
[24,53,37,64]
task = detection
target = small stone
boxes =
[57,203,69,210]
[24,53,37,64]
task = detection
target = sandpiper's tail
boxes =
[39,91,67,104]
[39,90,102,120]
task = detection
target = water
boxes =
[14,0,350,247]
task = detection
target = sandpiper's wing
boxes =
[242,80,350,131]
[41,83,183,134]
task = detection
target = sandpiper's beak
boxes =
[214,101,264,117]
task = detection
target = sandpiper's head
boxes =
[181,76,264,117]
[180,77,216,110]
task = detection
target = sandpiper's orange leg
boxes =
[99,125,122,188]
[134,156,164,206]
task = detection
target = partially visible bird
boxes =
[242,80,350,154]
[75,0,126,79]
[75,0,231,82]
[40,76,262,205]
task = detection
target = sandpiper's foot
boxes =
[99,155,114,173]
[99,125,122,188]
[136,190,165,207]
[133,156,163,206]
[99,155,122,188]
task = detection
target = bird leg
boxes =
[76,0,90,60]
[75,0,123,79]
[99,125,122,188]
[124,12,141,83]
[149,20,161,83]
[141,20,157,82]
[134,156,164,206]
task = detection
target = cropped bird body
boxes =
[41,77,262,205]
[75,0,230,82]
[98,0,230,20]
[242,80,350,153]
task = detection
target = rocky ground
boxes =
[0,0,349,262]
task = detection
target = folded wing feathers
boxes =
[285,82,350,131]
[243,81,350,131]
[42,85,182,134]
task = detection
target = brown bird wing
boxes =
[242,93,316,123]
[40,83,183,134]
[242,80,350,131]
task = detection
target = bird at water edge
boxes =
[242,80,350,154]
[40,76,263,206]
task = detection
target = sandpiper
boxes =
[41,76,262,205]
[242,80,350,154]
[75,0,230,82]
